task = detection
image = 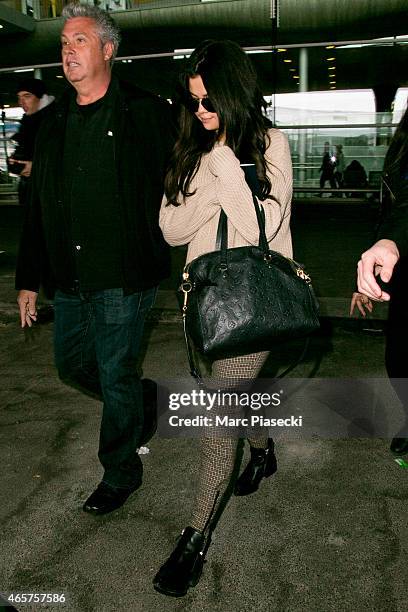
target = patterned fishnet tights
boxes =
[191,351,269,533]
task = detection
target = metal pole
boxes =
[269,0,280,125]
[1,109,10,179]
[298,48,308,185]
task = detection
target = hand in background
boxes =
[350,292,373,317]
[17,289,38,328]
[8,159,32,177]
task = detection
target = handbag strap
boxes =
[182,312,204,382]
[215,166,269,256]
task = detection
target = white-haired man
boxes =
[16,2,174,514]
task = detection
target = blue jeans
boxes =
[54,287,157,490]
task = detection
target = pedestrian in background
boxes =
[8,78,55,206]
[334,143,345,190]
[319,141,336,194]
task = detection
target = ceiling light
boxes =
[326,57,336,61]
[173,48,193,60]
[330,81,336,84]
[56,75,64,79]
[0,25,4,29]
[326,45,335,49]
[292,75,300,79]
[283,59,292,63]
[289,68,296,72]
[277,48,287,52]
[14,68,35,73]
[329,66,336,70]
[330,86,336,89]
[247,50,271,55]
[4,104,10,108]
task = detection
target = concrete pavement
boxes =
[0,202,407,611]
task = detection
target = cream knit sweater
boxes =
[159,128,293,264]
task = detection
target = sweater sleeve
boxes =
[208,130,292,244]
[159,182,221,246]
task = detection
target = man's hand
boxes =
[17,290,38,328]
[357,239,399,301]
[8,159,32,177]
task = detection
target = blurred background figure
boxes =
[319,141,336,195]
[343,159,368,198]
[8,78,55,207]
[334,144,345,190]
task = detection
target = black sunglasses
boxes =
[183,94,216,114]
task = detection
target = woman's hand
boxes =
[349,292,373,317]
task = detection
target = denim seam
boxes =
[79,297,94,373]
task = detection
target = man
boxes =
[9,78,55,206]
[16,3,174,514]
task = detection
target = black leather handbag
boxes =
[179,166,320,374]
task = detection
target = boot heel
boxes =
[153,527,206,597]
[234,438,277,496]
[264,445,278,478]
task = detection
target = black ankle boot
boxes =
[390,437,408,455]
[234,438,277,496]
[153,526,205,597]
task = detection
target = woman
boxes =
[154,40,293,597]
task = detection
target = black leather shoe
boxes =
[140,378,158,446]
[83,482,139,515]
[234,438,277,496]
[153,527,205,597]
[390,437,408,455]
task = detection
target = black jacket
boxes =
[15,78,175,293]
[379,163,408,256]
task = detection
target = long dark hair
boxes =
[384,103,408,175]
[165,39,272,205]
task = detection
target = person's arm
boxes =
[357,238,399,300]
[15,150,45,315]
[159,184,221,246]
[378,168,408,251]
[8,159,32,177]
[357,171,408,298]
[207,130,292,244]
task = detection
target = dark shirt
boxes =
[62,82,122,291]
